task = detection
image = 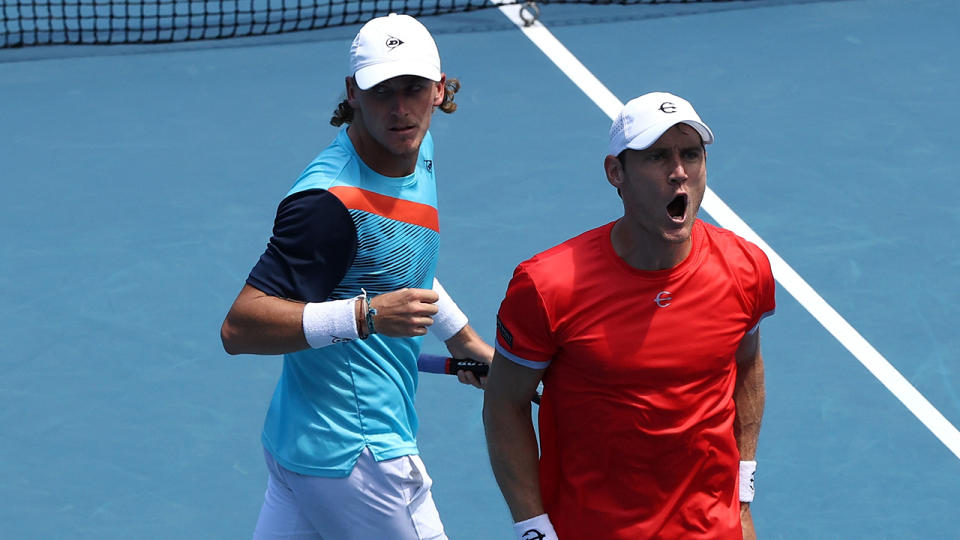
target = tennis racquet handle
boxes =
[417,354,541,405]
[417,353,489,377]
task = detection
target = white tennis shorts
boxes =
[252,447,448,540]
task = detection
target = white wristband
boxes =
[739,460,756,503]
[514,513,558,540]
[302,298,359,348]
[431,278,468,341]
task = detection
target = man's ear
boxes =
[604,154,624,190]
[346,76,359,107]
[433,75,446,107]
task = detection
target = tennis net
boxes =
[1,0,750,48]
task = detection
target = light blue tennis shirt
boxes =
[259,126,440,477]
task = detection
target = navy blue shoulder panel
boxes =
[246,189,357,302]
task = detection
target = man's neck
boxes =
[609,219,693,271]
[346,124,418,178]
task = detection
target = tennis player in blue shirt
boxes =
[221,13,492,540]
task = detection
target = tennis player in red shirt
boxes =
[483,92,775,540]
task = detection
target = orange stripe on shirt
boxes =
[328,186,439,232]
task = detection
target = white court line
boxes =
[491,0,960,460]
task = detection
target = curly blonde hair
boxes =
[330,78,461,127]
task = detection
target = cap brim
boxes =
[354,62,442,90]
[623,119,714,152]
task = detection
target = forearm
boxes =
[222,284,444,355]
[483,397,545,521]
[734,353,765,460]
[735,355,763,540]
[444,324,493,363]
[221,285,310,355]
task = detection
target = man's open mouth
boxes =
[667,194,688,220]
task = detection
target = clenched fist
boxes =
[368,288,439,337]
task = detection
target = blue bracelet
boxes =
[366,304,378,336]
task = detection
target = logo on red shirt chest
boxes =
[654,291,673,308]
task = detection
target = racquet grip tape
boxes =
[446,357,489,377]
[417,354,488,376]
[417,353,539,404]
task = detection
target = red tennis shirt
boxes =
[495,219,775,539]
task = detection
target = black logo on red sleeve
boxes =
[496,315,514,348]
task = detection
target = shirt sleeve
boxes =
[495,264,557,369]
[747,247,776,334]
[246,189,357,302]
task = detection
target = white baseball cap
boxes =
[608,92,714,156]
[350,13,442,90]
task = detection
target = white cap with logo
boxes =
[350,13,442,90]
[608,92,714,157]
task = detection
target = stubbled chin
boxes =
[386,130,422,152]
[662,220,694,243]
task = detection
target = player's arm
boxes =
[735,329,764,460]
[220,189,439,355]
[734,328,765,540]
[427,278,493,388]
[221,284,441,355]
[221,284,311,355]
[483,351,547,522]
[446,324,494,389]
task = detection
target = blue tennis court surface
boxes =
[2,0,958,538]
